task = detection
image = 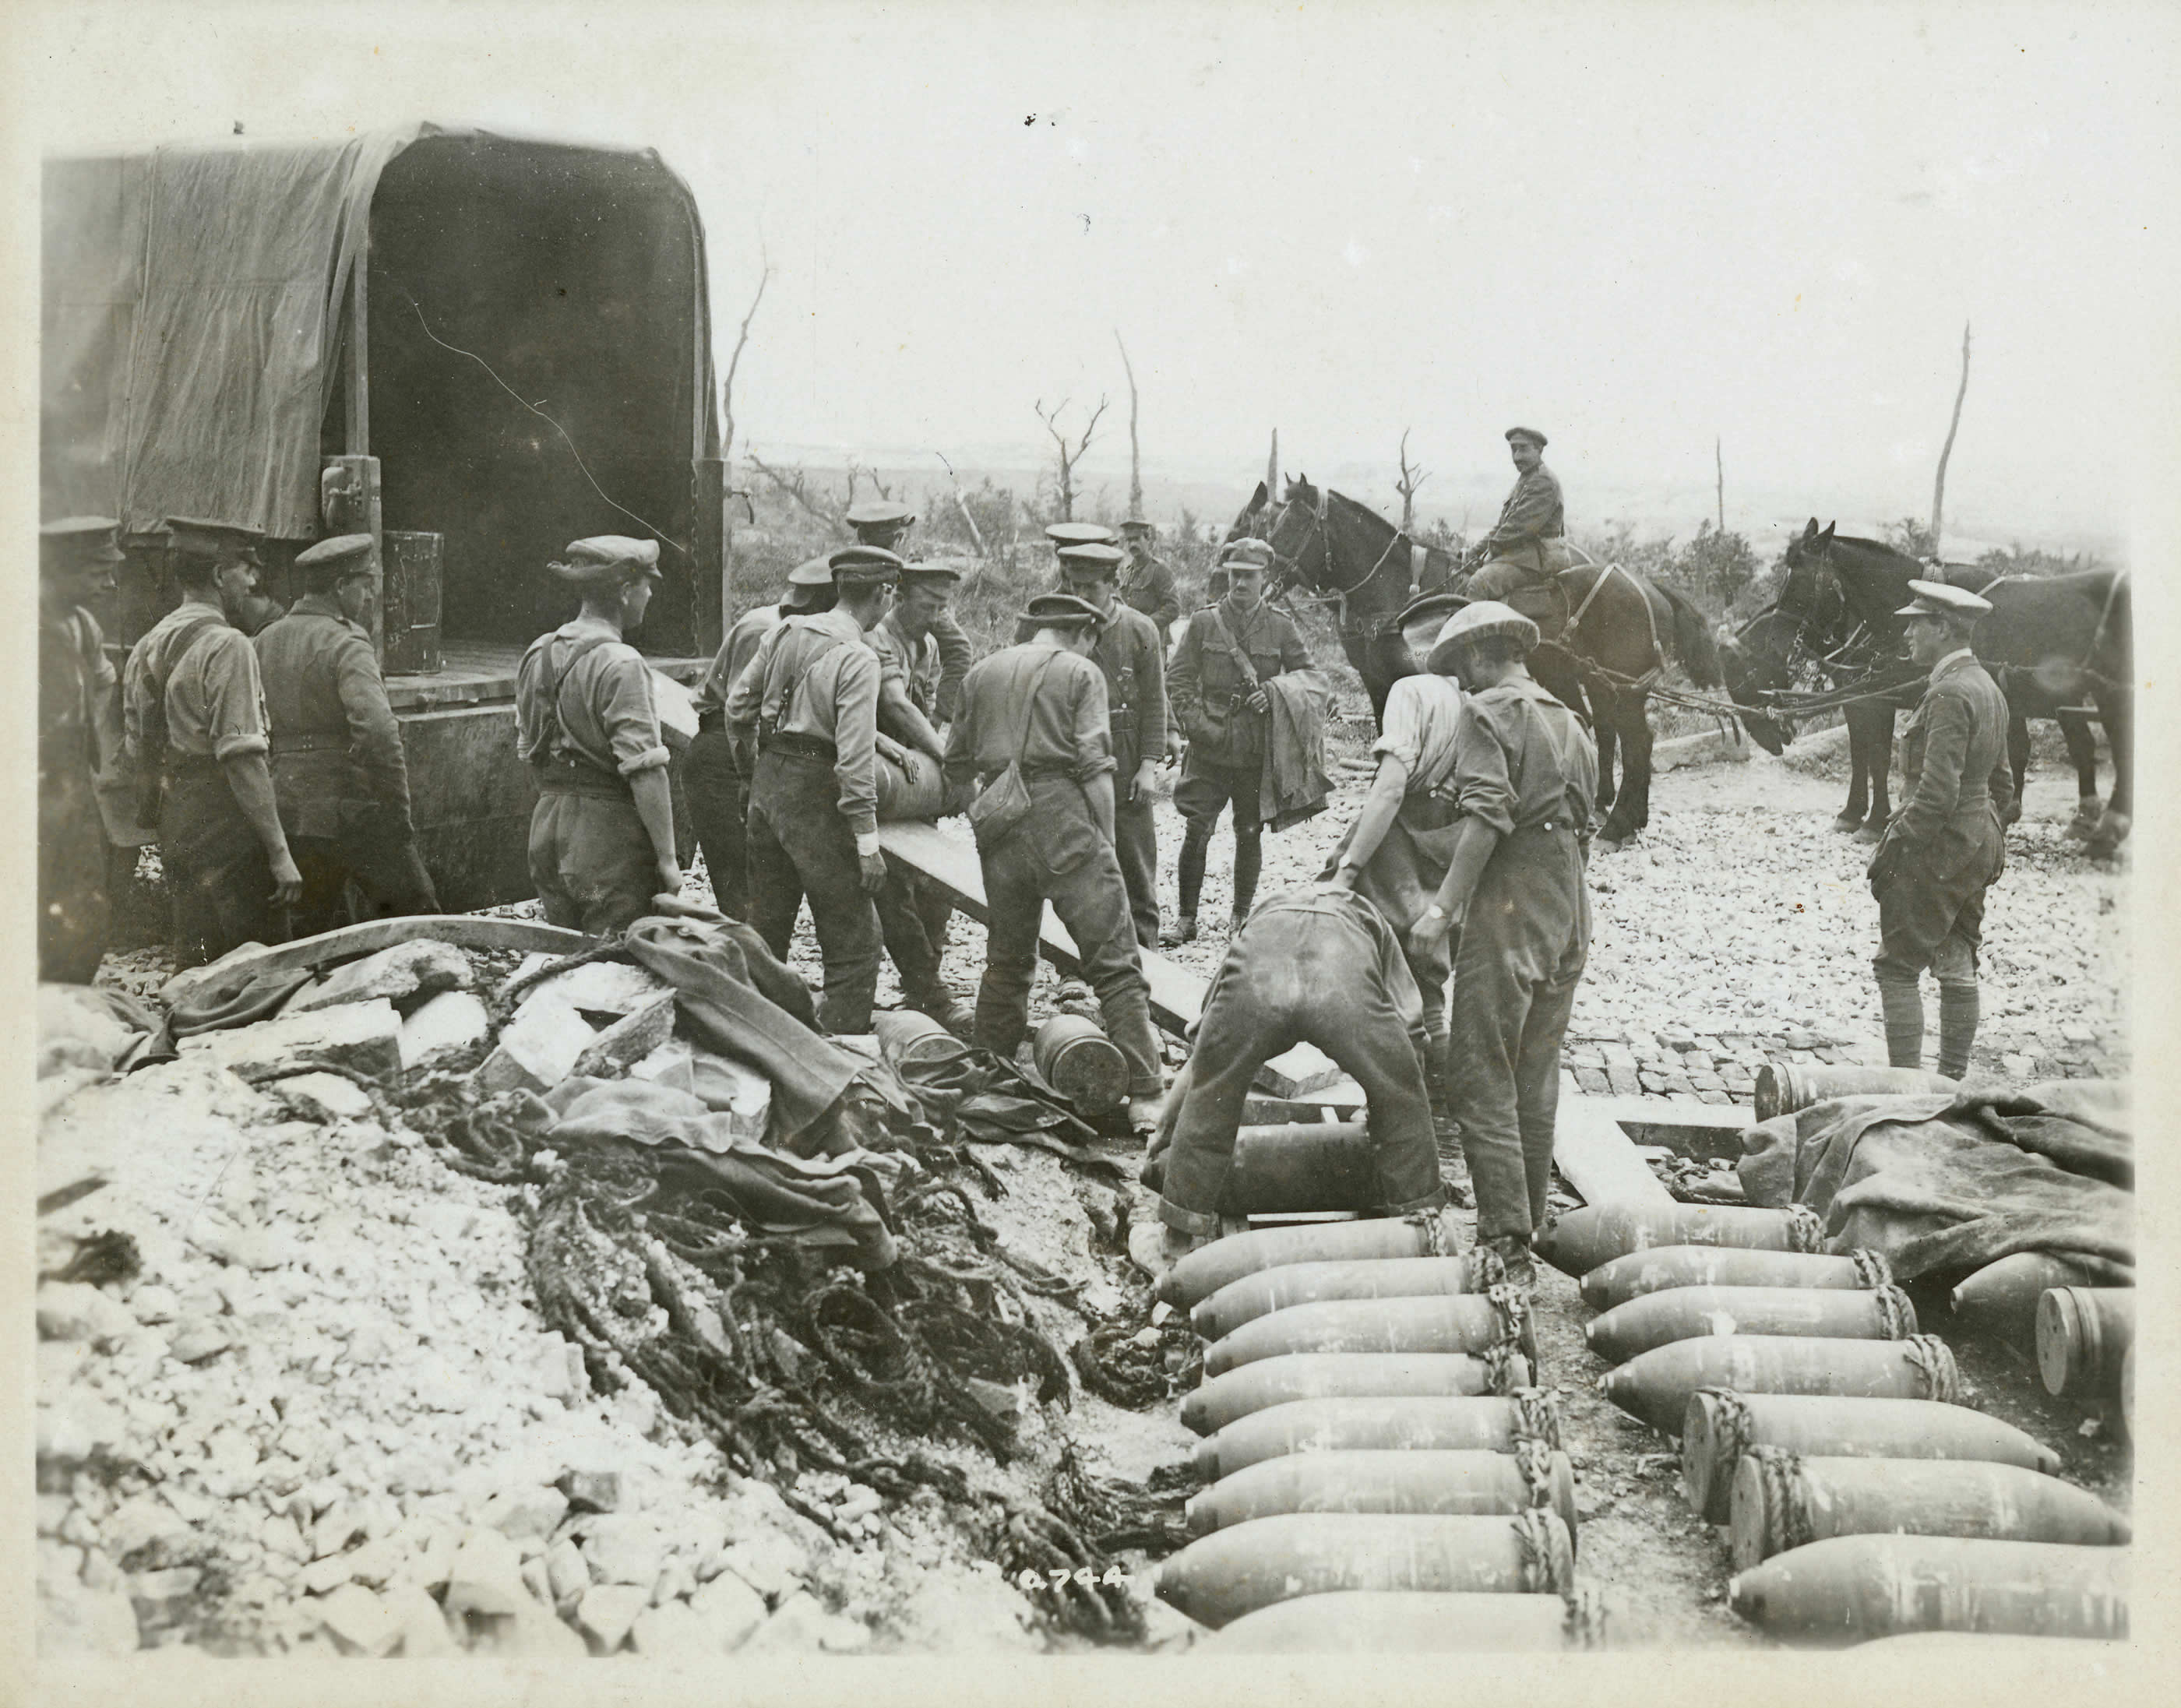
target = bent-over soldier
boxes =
[726,545,897,1034]
[846,500,971,722]
[123,518,302,963]
[253,534,437,938]
[944,593,1166,1131]
[1407,601,1597,1283]
[687,555,835,917]
[39,518,127,981]
[1164,537,1312,942]
[1464,427,1570,602]
[515,536,681,934]
[1059,540,1175,948]
[1117,517,1182,632]
[1867,580,2011,1079]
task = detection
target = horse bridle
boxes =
[1263,491,1417,636]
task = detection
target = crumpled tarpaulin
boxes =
[1260,669,1334,832]
[166,967,316,1039]
[1736,1081,2133,1285]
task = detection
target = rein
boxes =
[1268,495,1415,635]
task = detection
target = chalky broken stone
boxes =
[576,1583,649,1651]
[570,991,676,1080]
[287,939,474,1014]
[183,998,403,1083]
[399,991,492,1069]
[477,996,595,1094]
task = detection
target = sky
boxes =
[14,0,2181,554]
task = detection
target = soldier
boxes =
[38,518,127,981]
[1463,428,1570,603]
[1117,517,1182,632]
[726,545,897,1034]
[1164,537,1313,943]
[1866,580,2011,1079]
[686,555,836,917]
[514,535,681,935]
[845,499,972,722]
[1059,540,1175,948]
[1045,519,1119,572]
[252,534,438,938]
[123,518,303,963]
[1405,601,1597,1284]
[869,560,969,1032]
[944,592,1166,1132]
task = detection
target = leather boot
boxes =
[1936,981,1979,1080]
[1877,974,1925,1070]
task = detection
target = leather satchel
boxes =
[967,655,1057,852]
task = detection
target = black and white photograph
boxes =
[15,0,2176,1692]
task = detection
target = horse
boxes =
[1734,519,2131,854]
[1256,474,1724,847]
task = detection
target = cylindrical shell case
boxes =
[1154,1509,1576,1629]
[1185,1447,1580,1542]
[1534,1203,1823,1278]
[1182,1351,1531,1436]
[1680,1390,2062,1524]
[1580,1245,1890,1312]
[1600,1334,1959,1436]
[1727,1534,2128,1643]
[1948,1251,2098,1345]
[1203,1290,1535,1376]
[1192,1392,1563,1483]
[1585,1284,1915,1365]
[1728,1451,2130,1567]
[1158,1210,1464,1309]
[1200,1590,1607,1653]
[2035,1286,2134,1398]
[1193,1255,1487,1340]
[1754,1063,1957,1122]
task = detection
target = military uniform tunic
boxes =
[686,601,785,917]
[866,605,957,1008]
[1090,600,1172,946]
[1467,463,1570,600]
[40,604,118,981]
[1120,553,1182,632]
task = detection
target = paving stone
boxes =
[1605,1066,1642,1097]
[289,939,474,1014]
[1573,1066,1610,1096]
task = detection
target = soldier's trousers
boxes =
[39,775,111,983]
[976,777,1163,1097]
[745,747,880,1034]
[683,728,751,918]
[1159,908,1444,1236]
[530,785,657,936]
[1114,792,1160,947]
[1448,824,1589,1242]
[1175,758,1263,920]
[286,824,437,941]
[876,869,954,1003]
[160,762,273,967]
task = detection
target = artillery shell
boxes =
[1729,1452,2130,1569]
[1681,1391,2060,1524]
[1534,1202,1823,1278]
[1185,1447,1579,1542]
[1192,1391,1563,1483]
[1948,1251,2098,1346]
[1193,1255,1487,1340]
[1182,1351,1531,1437]
[1753,1062,1957,1122]
[1580,1245,1890,1312]
[1585,1284,1915,1366]
[1157,1210,1466,1309]
[1200,1590,1607,1653]
[1202,1291,1537,1377]
[2036,1286,2134,1398]
[1154,1509,1576,1629]
[1600,1333,1959,1436]
[1727,1535,2129,1643]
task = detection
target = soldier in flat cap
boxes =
[725,545,898,1033]
[687,556,837,917]
[39,519,128,980]
[1866,581,2011,1079]
[253,534,438,939]
[1117,518,1182,633]
[1464,428,1570,604]
[123,517,304,963]
[1059,540,1175,948]
[946,593,1167,1130]
[1164,537,1314,942]
[847,500,973,722]
[1406,601,1597,1284]
[515,536,680,935]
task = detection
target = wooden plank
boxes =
[1554,1073,1676,1206]
[160,916,594,1009]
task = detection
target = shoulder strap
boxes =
[139,611,229,738]
[538,629,622,759]
[1207,606,1262,691]
[766,618,857,731]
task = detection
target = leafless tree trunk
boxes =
[1714,436,1725,534]
[746,452,847,530]
[935,451,988,558]
[720,257,770,612]
[1267,428,1278,502]
[1394,427,1429,535]
[1034,396,1108,521]
[1113,330,1143,517]
[1931,322,1971,554]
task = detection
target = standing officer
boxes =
[252,534,438,938]
[725,545,897,1034]
[1059,540,1175,948]
[944,592,1166,1132]
[123,518,303,963]
[1164,537,1312,943]
[515,536,681,935]
[846,499,972,722]
[1867,580,2011,1079]
[686,555,836,917]
[1045,520,1119,576]
[869,559,969,1033]
[39,518,127,981]
[1463,428,1570,603]
[1405,601,1596,1284]
[1117,517,1182,632]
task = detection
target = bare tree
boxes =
[1394,427,1430,534]
[1114,329,1143,517]
[1715,436,1725,534]
[1931,322,1971,555]
[1034,395,1109,521]
[934,451,988,557]
[719,255,771,611]
[746,452,847,530]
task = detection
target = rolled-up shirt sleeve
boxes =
[203,631,271,761]
[831,648,882,836]
[723,628,779,734]
[1373,678,1429,773]
[1068,663,1117,782]
[1449,698,1517,836]
[600,654,671,775]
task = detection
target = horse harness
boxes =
[1266,493,1419,642]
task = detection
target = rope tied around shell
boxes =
[1748,1445,1813,1555]
[1848,1248,1894,1288]
[1873,1283,1916,1341]
[1407,1207,1453,1257]
[1511,1507,1569,1594]
[1512,1435,1558,1510]
[1695,1386,1753,1487]
[1510,1386,1563,1451]
[1785,1204,1825,1253]
[1482,1336,1527,1395]
[1904,1333,1961,1403]
[1561,1586,1610,1649]
[1464,1244,1507,1291]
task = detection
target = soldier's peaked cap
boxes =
[786,555,837,589]
[1020,592,1106,631]
[1045,521,1118,547]
[1119,517,1154,534]
[846,499,917,530]
[549,536,661,584]
[1429,600,1541,672]
[294,534,377,578]
[1896,579,1991,620]
[900,558,965,584]
[1057,541,1127,572]
[41,516,125,564]
[828,544,904,582]
[1504,426,1549,449]
[1219,537,1276,570]
[164,517,265,560]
